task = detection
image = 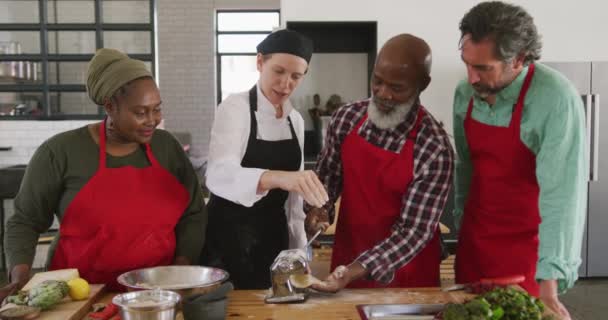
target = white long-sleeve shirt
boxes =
[206,85,307,249]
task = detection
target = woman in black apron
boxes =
[202,29,328,289]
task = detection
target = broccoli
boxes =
[480,287,544,320]
[443,303,470,320]
[491,307,504,320]
[443,287,547,320]
[466,298,493,317]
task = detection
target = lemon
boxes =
[67,278,90,300]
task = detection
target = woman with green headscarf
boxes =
[1,48,207,295]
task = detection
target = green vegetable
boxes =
[481,287,543,320]
[466,298,492,317]
[27,280,68,310]
[442,287,547,320]
[443,303,470,320]
[56,280,69,296]
[491,306,504,320]
[6,290,28,305]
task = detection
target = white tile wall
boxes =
[0,121,95,167]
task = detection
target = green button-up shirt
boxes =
[452,63,588,293]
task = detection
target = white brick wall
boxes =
[158,0,279,159]
[156,0,216,161]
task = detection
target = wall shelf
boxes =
[0,0,158,119]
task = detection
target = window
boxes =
[216,10,280,103]
[0,0,157,120]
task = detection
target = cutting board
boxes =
[1,284,105,320]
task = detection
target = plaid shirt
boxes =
[312,99,454,283]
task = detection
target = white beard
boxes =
[367,94,417,130]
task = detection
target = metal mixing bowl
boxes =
[113,289,180,320]
[117,266,230,298]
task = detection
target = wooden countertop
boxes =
[96,288,472,320]
[225,288,470,319]
[95,287,561,320]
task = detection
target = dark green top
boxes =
[5,125,208,270]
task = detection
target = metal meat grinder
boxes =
[265,248,312,303]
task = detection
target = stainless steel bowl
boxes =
[117,266,230,298]
[113,289,180,320]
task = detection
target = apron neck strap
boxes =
[143,143,158,167]
[465,63,536,127]
[248,85,259,142]
[512,63,536,127]
[99,118,108,169]
[98,118,158,170]
[465,97,475,121]
[247,84,297,142]
[249,85,258,112]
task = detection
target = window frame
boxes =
[215,9,280,104]
[0,0,158,120]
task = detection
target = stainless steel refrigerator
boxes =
[544,61,606,277]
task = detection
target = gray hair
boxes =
[459,1,542,65]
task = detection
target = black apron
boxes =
[201,85,302,289]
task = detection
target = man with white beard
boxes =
[305,34,454,292]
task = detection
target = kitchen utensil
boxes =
[23,62,33,81]
[112,289,179,320]
[0,42,21,55]
[441,274,525,293]
[265,249,310,303]
[305,228,323,248]
[0,62,22,80]
[117,266,229,299]
[357,303,445,320]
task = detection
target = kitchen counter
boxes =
[96,288,471,320]
[224,288,470,319]
[95,287,561,320]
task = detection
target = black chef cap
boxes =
[256,29,313,63]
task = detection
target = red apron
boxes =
[50,120,190,291]
[455,64,541,296]
[331,107,442,288]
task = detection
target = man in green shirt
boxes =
[1,49,207,297]
[453,2,587,319]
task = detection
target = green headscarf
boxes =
[86,48,153,105]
